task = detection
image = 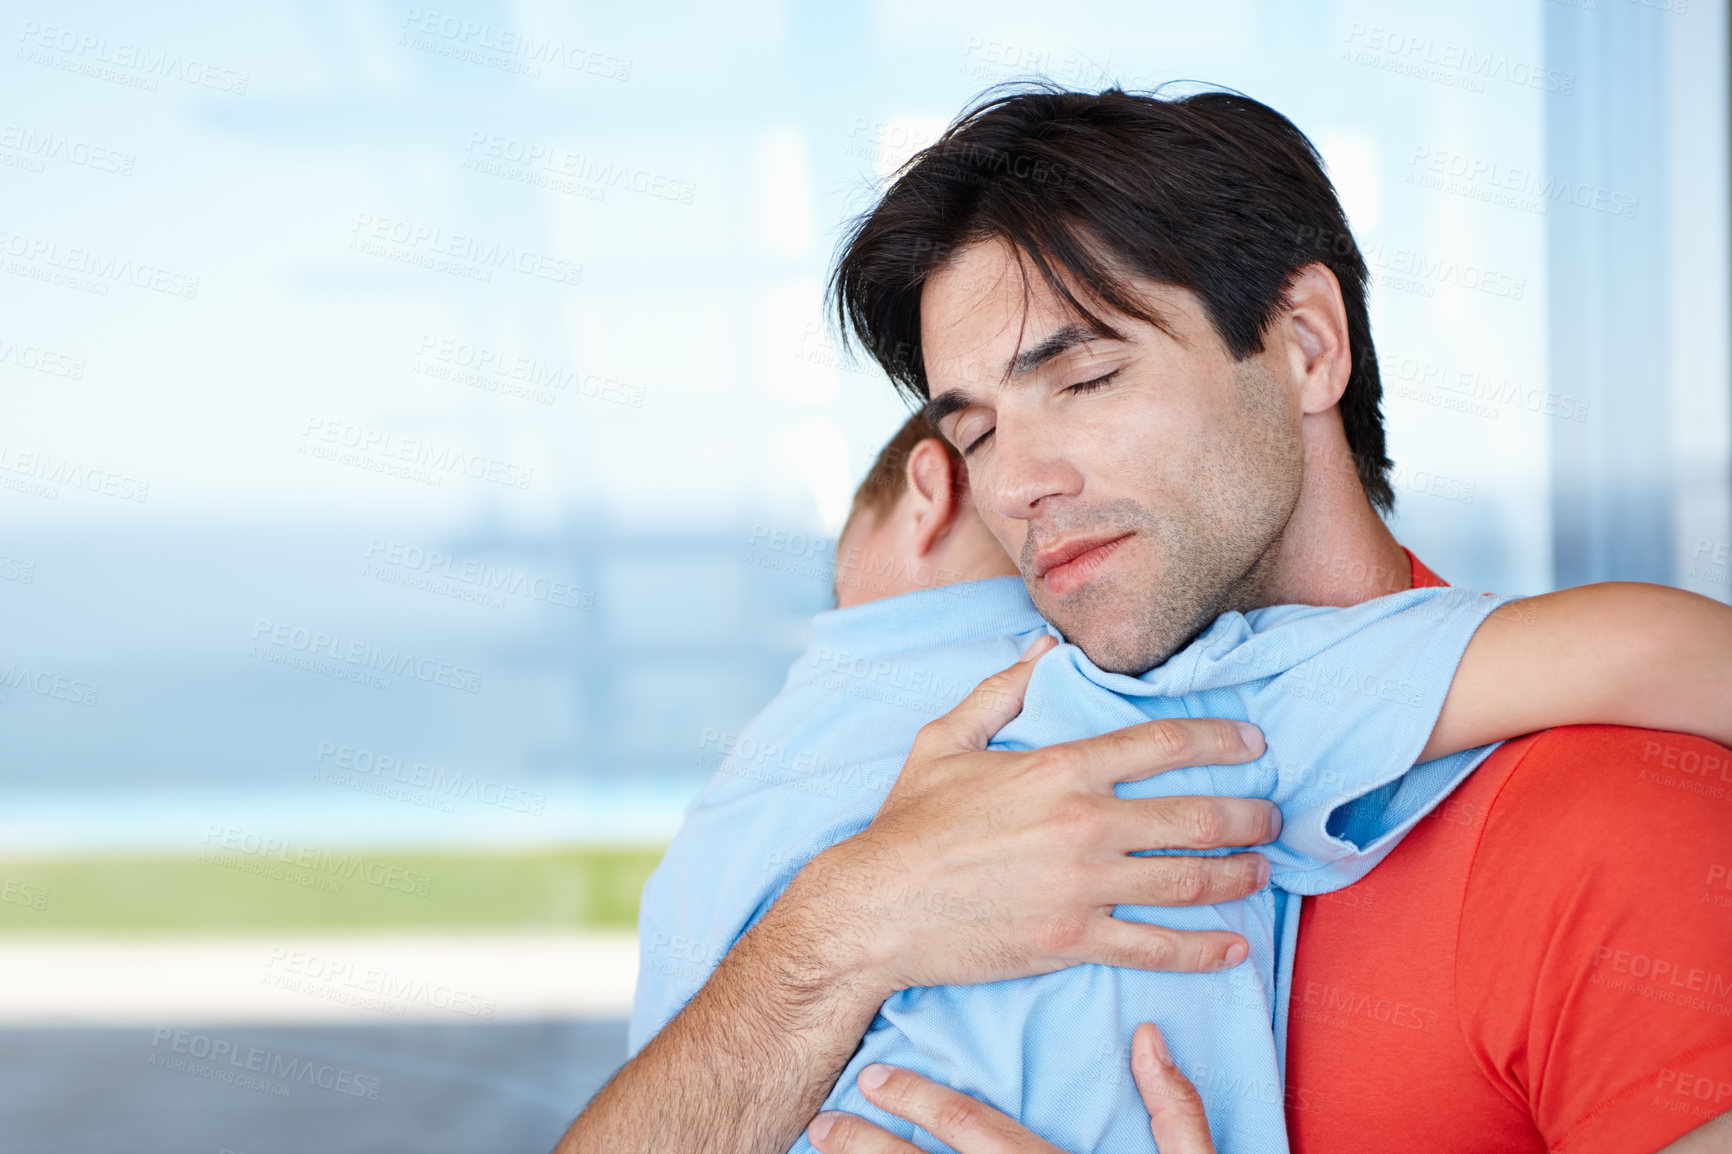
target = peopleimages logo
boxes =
[461,132,694,205]
[249,618,484,694]
[398,9,632,81]
[0,332,86,379]
[300,417,534,490]
[1406,146,1639,220]
[364,538,594,610]
[313,740,548,815]
[201,825,434,897]
[265,947,498,1019]
[348,213,582,287]
[0,124,136,176]
[0,877,49,911]
[15,22,251,94]
[148,1028,382,1099]
[0,660,100,706]
[0,443,149,502]
[412,336,646,409]
[0,226,199,299]
[1342,23,1575,95]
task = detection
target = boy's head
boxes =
[834,413,1019,608]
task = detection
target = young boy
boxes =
[632,415,1732,1154]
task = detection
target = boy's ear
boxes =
[904,437,962,556]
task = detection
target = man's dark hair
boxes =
[829,83,1394,513]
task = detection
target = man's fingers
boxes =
[1107,795,1282,851]
[1131,1023,1217,1153]
[811,1039,1216,1154]
[1084,918,1251,973]
[856,1063,1049,1153]
[1104,850,1270,907]
[807,1110,925,1154]
[1064,717,1265,790]
[1017,634,1059,665]
[921,635,1058,753]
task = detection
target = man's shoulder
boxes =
[1483,723,1730,779]
[1467,725,1732,855]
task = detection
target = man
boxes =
[565,87,1732,1153]
[628,407,1535,1152]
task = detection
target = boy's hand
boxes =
[806,1023,1216,1154]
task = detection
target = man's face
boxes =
[920,240,1305,673]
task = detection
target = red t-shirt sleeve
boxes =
[1289,554,1732,1152]
[1456,726,1732,1152]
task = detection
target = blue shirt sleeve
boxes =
[1219,586,1518,891]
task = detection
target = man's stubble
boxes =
[1022,360,1304,675]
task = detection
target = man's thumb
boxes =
[932,635,1056,751]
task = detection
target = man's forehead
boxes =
[920,243,1068,363]
[920,244,1190,391]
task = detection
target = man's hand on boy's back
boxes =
[807,1023,1217,1154]
[559,643,1274,1154]
[790,635,1278,1000]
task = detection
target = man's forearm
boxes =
[557,875,886,1154]
[557,666,1275,1151]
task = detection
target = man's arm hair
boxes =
[556,653,1274,1151]
[1657,1111,1732,1153]
[556,866,885,1154]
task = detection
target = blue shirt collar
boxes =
[805,577,1046,658]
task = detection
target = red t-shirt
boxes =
[1286,555,1732,1153]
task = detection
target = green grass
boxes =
[0,847,667,933]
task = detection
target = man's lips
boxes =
[1032,534,1132,596]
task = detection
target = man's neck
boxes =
[1256,419,1413,609]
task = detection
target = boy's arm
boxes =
[1422,582,1732,760]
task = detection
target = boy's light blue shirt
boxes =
[631,576,1511,1154]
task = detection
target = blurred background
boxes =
[1,1,1726,1151]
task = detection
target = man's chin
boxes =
[1074,637,1166,676]
[1035,608,1164,675]
[1036,584,1213,674]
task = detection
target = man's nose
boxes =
[989,418,1082,520]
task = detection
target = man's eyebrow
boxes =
[923,322,1118,430]
[1008,322,1101,378]
[922,389,973,430]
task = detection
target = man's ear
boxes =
[904,437,963,557]
[1281,263,1353,415]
